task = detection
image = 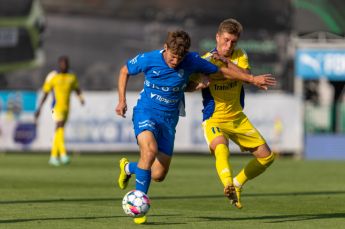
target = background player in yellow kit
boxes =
[35,56,85,166]
[201,18,276,208]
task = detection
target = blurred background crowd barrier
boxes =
[0,0,345,159]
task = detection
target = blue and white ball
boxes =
[122,190,151,217]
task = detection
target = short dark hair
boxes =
[165,30,191,57]
[57,55,69,72]
[218,18,243,37]
[58,55,69,63]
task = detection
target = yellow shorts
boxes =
[202,113,266,151]
[52,109,69,122]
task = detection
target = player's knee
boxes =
[151,168,168,182]
[210,137,228,152]
[153,177,165,182]
[152,173,166,182]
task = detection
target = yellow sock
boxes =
[56,127,67,157]
[51,130,59,157]
[214,144,233,187]
[235,152,275,186]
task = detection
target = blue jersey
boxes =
[126,49,218,113]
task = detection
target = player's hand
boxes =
[211,51,228,64]
[195,75,210,90]
[115,101,127,118]
[252,74,276,90]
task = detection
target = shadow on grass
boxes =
[144,222,187,226]
[195,212,345,223]
[1,190,345,205]
[0,214,185,226]
[0,215,122,224]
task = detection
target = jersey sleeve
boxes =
[42,71,56,93]
[201,52,213,61]
[126,53,147,76]
[191,52,218,75]
[237,48,251,70]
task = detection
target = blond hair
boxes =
[218,18,243,37]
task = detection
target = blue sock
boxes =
[135,167,151,194]
[128,162,138,174]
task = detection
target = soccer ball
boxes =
[122,190,151,217]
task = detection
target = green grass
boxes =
[1,153,345,228]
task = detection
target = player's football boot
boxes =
[118,158,131,190]
[234,185,243,209]
[48,156,60,166]
[224,184,242,209]
[60,155,70,165]
[133,216,147,224]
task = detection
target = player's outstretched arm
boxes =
[225,59,276,90]
[115,65,130,118]
[219,67,276,90]
[219,66,253,83]
[212,52,276,90]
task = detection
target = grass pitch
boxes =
[1,153,345,229]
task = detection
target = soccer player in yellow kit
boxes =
[35,56,84,166]
[201,19,276,208]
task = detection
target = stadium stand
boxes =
[1,0,344,93]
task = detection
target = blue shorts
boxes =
[132,107,179,156]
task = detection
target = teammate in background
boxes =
[199,18,276,209]
[116,30,275,224]
[35,56,85,166]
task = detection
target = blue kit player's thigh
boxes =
[132,107,178,156]
[132,107,159,139]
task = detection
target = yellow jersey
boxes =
[42,71,79,112]
[201,48,250,121]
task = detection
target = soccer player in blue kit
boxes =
[115,30,274,224]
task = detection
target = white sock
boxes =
[125,163,131,175]
[233,177,242,188]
